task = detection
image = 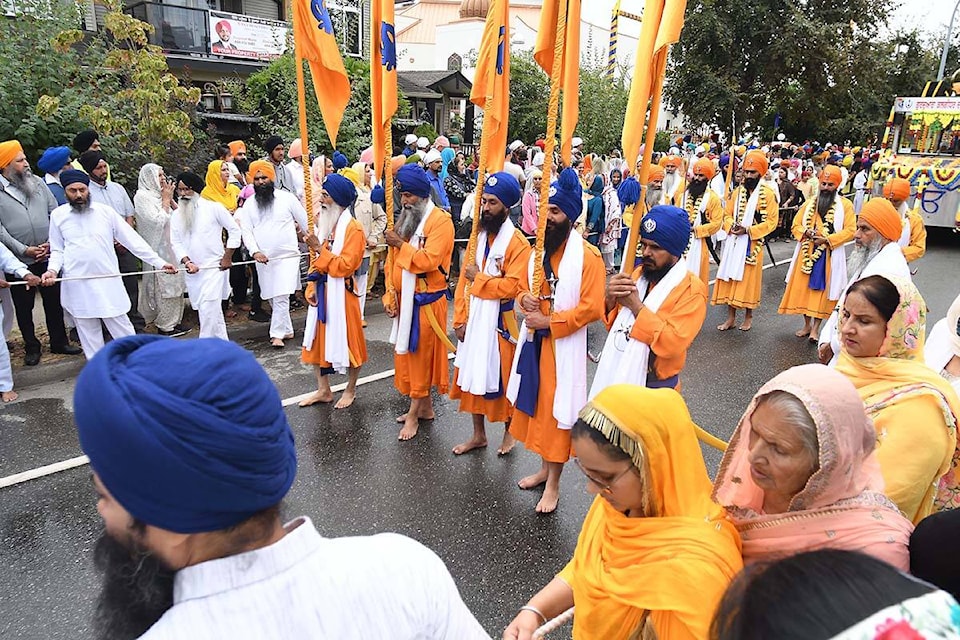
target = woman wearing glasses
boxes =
[502,385,742,640]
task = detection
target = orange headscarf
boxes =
[859,198,902,242]
[228,140,246,156]
[246,159,276,184]
[0,140,23,168]
[819,164,843,186]
[200,160,240,212]
[662,154,682,169]
[558,385,742,640]
[883,178,911,202]
[742,150,769,175]
[648,166,665,182]
[692,157,716,180]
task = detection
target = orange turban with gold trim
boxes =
[0,140,24,168]
[662,154,682,169]
[859,199,902,242]
[819,165,843,186]
[742,150,769,175]
[693,158,716,180]
[246,159,276,183]
[649,166,666,181]
[883,178,911,202]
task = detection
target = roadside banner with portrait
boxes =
[209,10,289,60]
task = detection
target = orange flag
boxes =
[469,0,510,173]
[371,0,398,182]
[534,0,581,165]
[292,0,351,147]
[620,0,687,169]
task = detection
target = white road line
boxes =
[1,353,456,489]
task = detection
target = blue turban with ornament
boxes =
[396,164,431,198]
[548,167,583,222]
[640,205,691,258]
[322,173,357,208]
[74,335,296,534]
[482,171,522,208]
[332,150,349,171]
[37,146,71,175]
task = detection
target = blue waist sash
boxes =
[514,328,549,417]
[305,272,328,324]
[809,251,827,291]
[410,290,447,353]
[646,372,680,389]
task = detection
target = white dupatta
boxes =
[784,194,848,300]
[302,209,352,373]
[390,202,435,354]
[716,185,760,282]
[685,191,713,276]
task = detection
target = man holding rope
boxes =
[41,170,177,359]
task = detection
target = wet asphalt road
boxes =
[1,230,958,640]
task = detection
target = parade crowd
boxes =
[2,128,960,640]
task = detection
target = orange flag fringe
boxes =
[469,0,510,173]
[371,0,398,181]
[292,0,351,148]
[534,0,581,165]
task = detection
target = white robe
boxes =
[236,190,308,300]
[170,199,242,307]
[47,202,167,318]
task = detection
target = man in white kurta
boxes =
[169,172,241,340]
[237,161,308,347]
[42,171,176,359]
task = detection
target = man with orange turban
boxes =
[882,178,926,262]
[816,198,911,366]
[778,165,855,341]
[712,150,779,331]
[681,158,724,282]
[227,140,248,186]
[659,154,686,206]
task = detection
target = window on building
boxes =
[328,0,362,58]
[447,53,462,71]
[219,0,242,14]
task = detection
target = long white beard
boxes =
[315,204,342,242]
[646,188,662,208]
[178,197,197,235]
[846,237,884,280]
[396,199,427,241]
[663,172,679,194]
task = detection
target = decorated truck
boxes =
[876,96,960,228]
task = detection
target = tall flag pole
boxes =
[463,0,511,314]
[619,0,687,274]
[607,0,620,80]
[534,0,581,167]
[371,0,398,301]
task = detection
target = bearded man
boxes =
[660,154,686,205]
[591,205,707,397]
[298,174,368,410]
[78,336,488,640]
[712,150,780,332]
[236,160,308,348]
[644,165,666,211]
[777,165,855,342]
[450,172,531,456]
[682,158,724,283]
[883,177,926,262]
[169,171,240,340]
[816,199,911,366]
[383,164,455,441]
[506,168,605,514]
[41,171,176,359]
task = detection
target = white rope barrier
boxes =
[533,607,575,639]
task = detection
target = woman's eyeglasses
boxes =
[572,457,634,494]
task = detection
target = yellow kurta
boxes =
[663,177,687,206]
[710,185,779,309]
[902,210,927,262]
[778,197,856,319]
[683,191,723,283]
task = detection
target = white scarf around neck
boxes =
[390,201,435,354]
[302,209,352,372]
[783,194,848,300]
[685,191,712,276]
[716,185,761,282]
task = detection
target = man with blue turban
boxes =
[78,336,488,640]
[299,173,368,410]
[505,167,605,513]
[384,164,455,441]
[591,204,708,398]
[37,145,72,205]
[449,172,531,457]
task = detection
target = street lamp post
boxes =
[938,0,960,81]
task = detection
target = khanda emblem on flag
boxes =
[496,25,505,75]
[310,0,334,34]
[381,22,397,71]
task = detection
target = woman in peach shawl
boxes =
[503,385,742,640]
[713,364,914,570]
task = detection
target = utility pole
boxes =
[938,0,960,81]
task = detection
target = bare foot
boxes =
[535,486,560,513]
[283,333,294,340]
[396,409,436,423]
[717,320,735,331]
[298,390,333,407]
[739,320,753,331]
[1,390,18,403]
[497,431,517,456]
[808,332,819,344]
[270,338,284,348]
[334,389,356,409]
[795,326,811,338]
[398,416,419,441]
[452,437,487,455]
[518,470,548,490]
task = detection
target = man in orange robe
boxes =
[450,172,531,456]
[299,174,368,409]
[660,154,686,205]
[883,177,927,263]
[778,165,855,342]
[681,158,724,283]
[506,168,605,513]
[383,164,455,441]
[712,150,779,331]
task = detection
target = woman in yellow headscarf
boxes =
[200,159,240,212]
[502,385,743,640]
[835,274,960,523]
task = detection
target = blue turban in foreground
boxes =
[548,167,583,222]
[640,205,691,258]
[483,171,522,208]
[37,146,71,175]
[74,336,296,534]
[59,169,89,187]
[322,173,357,208]
[396,164,431,198]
